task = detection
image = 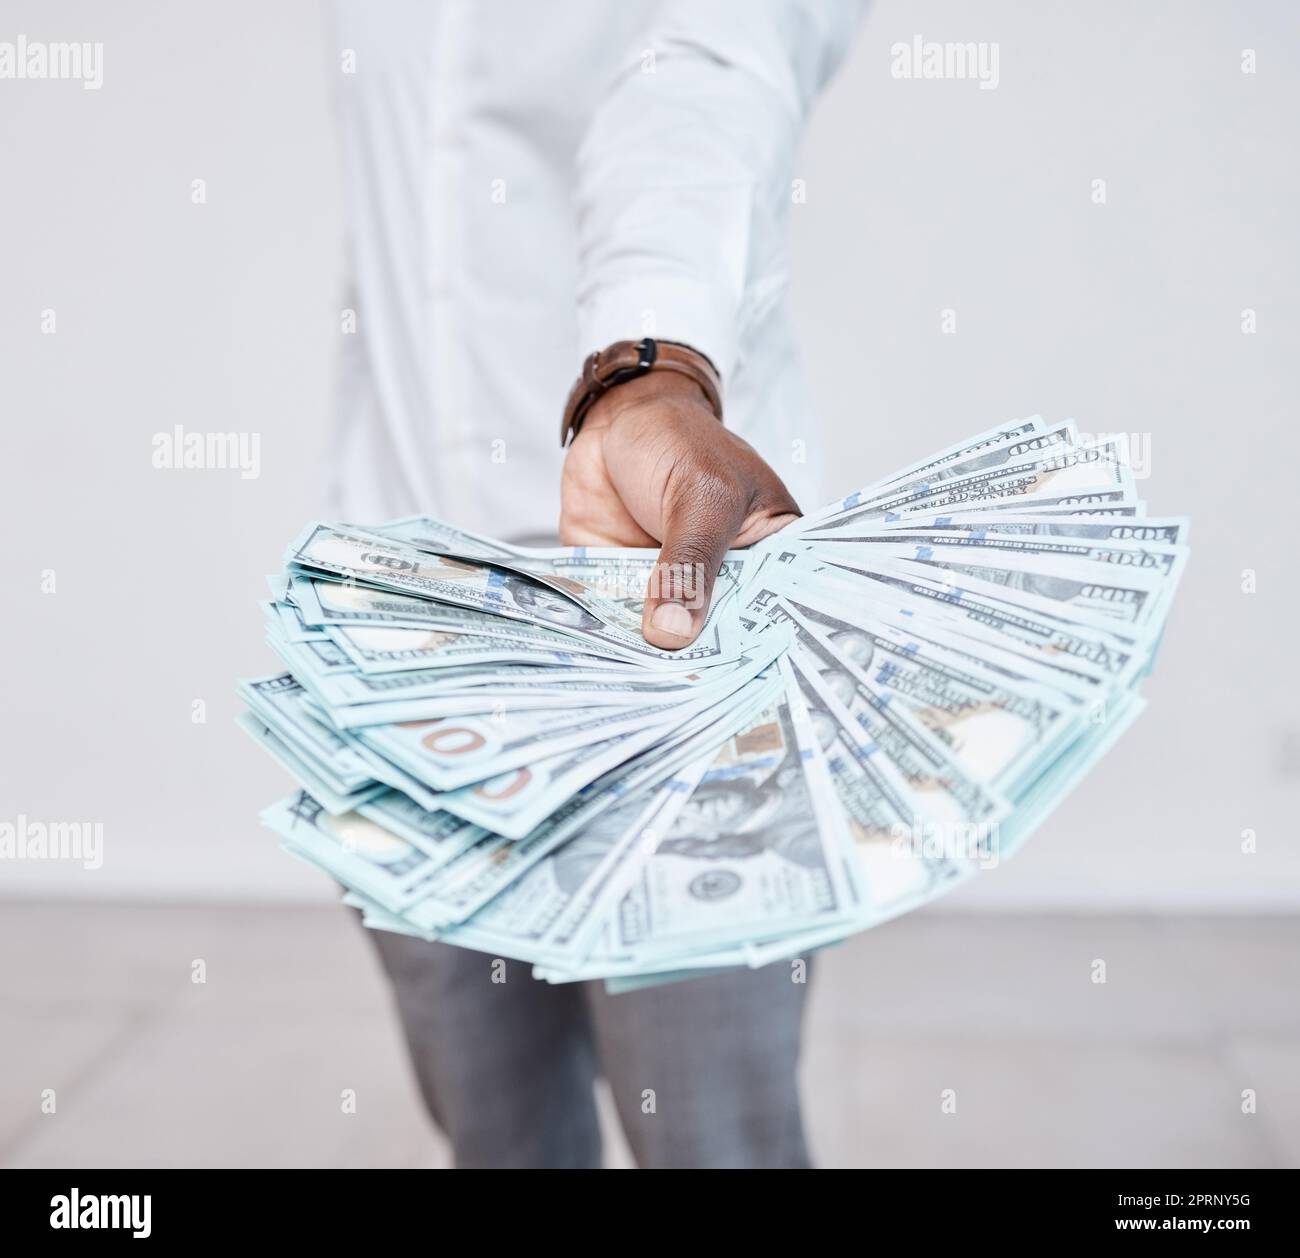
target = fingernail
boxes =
[651,602,694,639]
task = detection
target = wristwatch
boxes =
[560,337,723,446]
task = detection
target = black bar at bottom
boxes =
[0,1168,1286,1241]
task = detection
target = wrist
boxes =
[583,370,709,433]
[560,337,722,447]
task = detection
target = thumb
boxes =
[641,485,747,649]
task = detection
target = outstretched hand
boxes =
[560,372,800,649]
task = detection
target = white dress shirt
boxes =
[329,0,866,541]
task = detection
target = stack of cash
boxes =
[241,419,1187,989]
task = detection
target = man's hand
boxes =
[560,372,800,649]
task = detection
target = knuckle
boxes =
[668,463,745,525]
[688,462,742,504]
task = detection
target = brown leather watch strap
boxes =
[560,338,722,446]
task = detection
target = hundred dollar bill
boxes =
[800,542,1185,630]
[323,622,640,675]
[781,567,1105,705]
[872,490,1143,523]
[238,674,373,790]
[288,652,757,728]
[787,617,1012,818]
[858,422,1085,511]
[267,632,358,681]
[773,561,1144,691]
[804,438,1135,533]
[372,517,659,638]
[871,512,1190,548]
[535,652,986,984]
[800,521,1189,574]
[785,666,980,923]
[422,773,706,967]
[263,791,464,914]
[538,672,862,978]
[392,669,786,929]
[779,594,1080,798]
[373,516,751,640]
[427,644,783,838]
[269,629,685,709]
[290,573,627,656]
[315,661,723,716]
[288,522,747,667]
[236,713,383,816]
[735,582,1010,827]
[263,599,328,643]
[1012,495,1142,517]
[794,417,1048,532]
[243,673,464,813]
[356,699,688,791]
[356,789,488,867]
[875,417,1050,487]
[518,669,789,963]
[418,702,698,839]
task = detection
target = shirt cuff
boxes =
[577,275,739,396]
[574,183,752,391]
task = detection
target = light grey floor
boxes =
[1,903,1296,1169]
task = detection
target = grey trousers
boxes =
[364,925,813,1169]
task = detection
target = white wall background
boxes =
[2,0,1296,908]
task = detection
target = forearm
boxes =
[573,0,869,380]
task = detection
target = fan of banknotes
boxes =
[241,418,1187,991]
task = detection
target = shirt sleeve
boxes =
[573,0,869,389]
